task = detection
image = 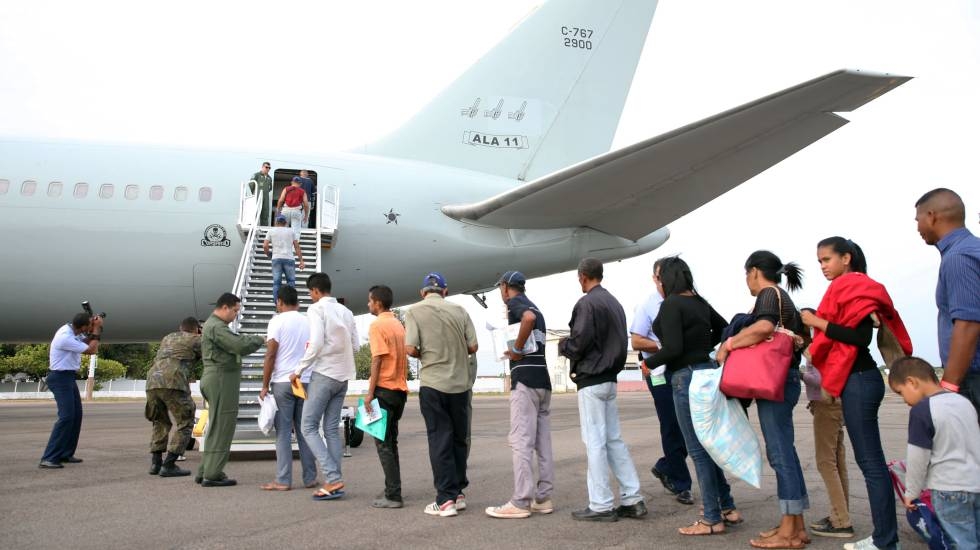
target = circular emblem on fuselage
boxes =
[201,224,231,247]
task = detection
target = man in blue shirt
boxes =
[630,260,694,505]
[39,312,104,468]
[298,170,316,229]
[915,188,980,422]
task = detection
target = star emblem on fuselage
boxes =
[384,209,400,224]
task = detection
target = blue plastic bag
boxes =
[689,366,762,488]
[887,460,953,550]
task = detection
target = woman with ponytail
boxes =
[716,251,810,548]
[801,237,912,550]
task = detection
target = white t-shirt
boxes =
[267,310,311,383]
[267,227,296,260]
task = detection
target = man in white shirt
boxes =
[259,286,317,491]
[263,215,305,302]
[291,272,358,500]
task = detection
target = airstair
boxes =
[220,182,339,450]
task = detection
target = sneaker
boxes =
[531,499,555,514]
[843,536,895,550]
[485,501,531,519]
[810,516,831,529]
[372,497,404,509]
[455,494,467,511]
[812,521,854,538]
[424,501,458,517]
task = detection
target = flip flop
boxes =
[312,488,345,501]
[260,482,290,491]
[679,519,724,536]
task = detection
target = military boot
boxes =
[159,452,191,477]
[149,452,163,475]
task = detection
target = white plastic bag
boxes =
[689,366,762,488]
[258,394,278,436]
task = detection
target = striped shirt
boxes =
[935,227,980,373]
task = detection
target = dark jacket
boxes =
[558,285,628,389]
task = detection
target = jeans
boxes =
[300,373,347,484]
[280,206,304,240]
[959,372,980,427]
[577,381,643,512]
[809,398,850,527]
[271,382,317,486]
[270,258,296,303]
[756,368,809,515]
[932,489,980,550]
[672,363,736,524]
[374,387,407,501]
[509,383,554,509]
[644,369,692,492]
[419,386,470,506]
[840,368,898,549]
[41,370,83,462]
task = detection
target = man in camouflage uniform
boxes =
[197,292,265,487]
[145,316,202,477]
[249,161,273,226]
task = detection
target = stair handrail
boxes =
[315,184,323,272]
[231,188,263,332]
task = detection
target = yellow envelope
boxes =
[291,378,307,399]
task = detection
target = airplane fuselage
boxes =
[0,138,668,342]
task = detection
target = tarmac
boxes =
[0,391,926,550]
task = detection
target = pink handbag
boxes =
[720,288,795,402]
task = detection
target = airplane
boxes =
[0,0,909,343]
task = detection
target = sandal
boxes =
[749,535,806,549]
[758,527,809,545]
[312,481,345,501]
[722,508,744,526]
[260,482,290,491]
[679,519,725,536]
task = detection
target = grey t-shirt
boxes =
[904,390,980,498]
[267,227,295,260]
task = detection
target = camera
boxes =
[81,300,107,319]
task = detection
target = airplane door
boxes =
[193,263,236,318]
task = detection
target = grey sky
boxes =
[1,1,977,373]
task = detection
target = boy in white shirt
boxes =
[263,215,305,302]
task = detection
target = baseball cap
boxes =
[275,214,287,223]
[291,176,301,183]
[496,270,526,288]
[421,272,448,291]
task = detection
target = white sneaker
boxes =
[531,499,555,514]
[455,494,467,511]
[424,501,458,517]
[843,536,899,550]
[485,501,531,519]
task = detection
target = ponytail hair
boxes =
[744,250,804,292]
[656,255,697,297]
[817,236,868,274]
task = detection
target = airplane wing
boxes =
[441,69,911,241]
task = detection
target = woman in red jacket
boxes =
[801,237,912,550]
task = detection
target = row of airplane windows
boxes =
[0,179,213,202]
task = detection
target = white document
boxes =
[488,321,538,361]
[357,398,383,424]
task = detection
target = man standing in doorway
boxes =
[630,259,694,505]
[364,285,409,509]
[298,169,316,229]
[145,316,201,478]
[914,188,980,420]
[293,272,358,501]
[485,270,554,519]
[405,272,479,517]
[559,258,646,522]
[249,162,273,226]
[197,293,265,487]
[39,312,103,469]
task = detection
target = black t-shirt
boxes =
[645,294,727,372]
[753,286,806,369]
[506,294,551,390]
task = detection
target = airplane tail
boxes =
[362,0,659,182]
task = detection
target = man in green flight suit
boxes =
[145,316,203,478]
[197,293,265,487]
[249,162,273,226]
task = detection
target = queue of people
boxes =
[37,187,979,550]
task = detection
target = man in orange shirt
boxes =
[364,284,409,509]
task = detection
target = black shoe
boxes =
[571,507,618,522]
[60,456,83,464]
[811,522,854,538]
[195,475,203,484]
[202,477,237,487]
[676,490,695,505]
[149,452,163,475]
[614,501,648,519]
[651,466,679,495]
[159,452,190,477]
[39,460,64,469]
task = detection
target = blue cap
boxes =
[291,176,301,183]
[421,272,448,290]
[275,215,287,223]
[497,270,526,288]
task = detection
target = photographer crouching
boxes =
[39,311,104,469]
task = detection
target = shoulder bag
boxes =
[720,287,794,402]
